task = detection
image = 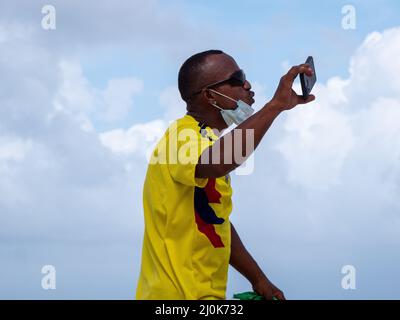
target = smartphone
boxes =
[300,56,316,99]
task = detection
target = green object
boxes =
[233,291,278,300]
[233,291,264,300]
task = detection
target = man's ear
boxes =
[202,89,216,105]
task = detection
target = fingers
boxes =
[274,291,286,300]
[301,62,314,77]
[286,66,300,81]
[297,94,315,105]
[284,63,314,84]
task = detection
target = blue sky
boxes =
[1,0,400,299]
[77,0,400,126]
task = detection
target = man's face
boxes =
[200,53,255,110]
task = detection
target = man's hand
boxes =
[252,276,286,300]
[270,63,315,113]
[196,64,315,179]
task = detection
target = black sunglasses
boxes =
[191,69,246,96]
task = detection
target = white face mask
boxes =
[209,89,255,126]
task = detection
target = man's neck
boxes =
[186,110,226,137]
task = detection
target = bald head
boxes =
[178,50,239,102]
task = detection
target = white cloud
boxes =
[101,78,144,122]
[53,60,144,129]
[97,85,183,159]
[274,82,356,190]
[273,27,400,192]
[346,27,400,104]
[99,119,166,156]
[0,0,218,299]
[97,84,185,160]
[1,0,400,299]
[229,27,400,299]
[0,17,148,298]
[0,23,33,44]
[0,0,217,58]
[0,136,32,162]
[54,60,96,115]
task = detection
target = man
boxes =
[136,50,315,300]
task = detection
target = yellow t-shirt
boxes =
[136,114,233,300]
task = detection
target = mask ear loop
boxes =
[204,88,224,111]
[210,101,224,111]
[208,88,237,103]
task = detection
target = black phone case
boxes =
[300,56,316,99]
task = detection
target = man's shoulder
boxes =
[148,115,203,160]
[164,114,204,139]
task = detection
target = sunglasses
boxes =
[191,69,246,96]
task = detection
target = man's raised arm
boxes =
[195,64,315,179]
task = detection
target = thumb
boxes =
[274,291,286,300]
[297,94,315,104]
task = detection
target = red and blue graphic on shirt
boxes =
[194,178,225,248]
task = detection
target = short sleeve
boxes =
[167,126,212,187]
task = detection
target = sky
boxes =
[0,0,399,299]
